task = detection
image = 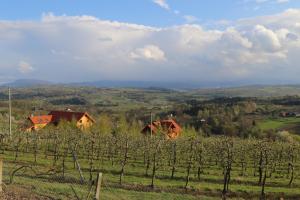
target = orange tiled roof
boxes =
[28,115,53,125]
[161,119,181,129]
[141,119,181,139]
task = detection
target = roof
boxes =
[160,119,182,132]
[141,119,181,139]
[144,124,158,133]
[48,111,95,123]
[28,115,53,125]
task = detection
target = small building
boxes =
[49,110,94,129]
[141,119,181,139]
[280,112,300,118]
[200,118,206,123]
[26,110,94,131]
[279,112,287,117]
[26,115,53,131]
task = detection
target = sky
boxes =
[1,0,300,85]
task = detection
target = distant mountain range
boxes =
[1,79,262,89]
[3,79,300,97]
[1,79,53,87]
[70,80,209,89]
[1,79,225,89]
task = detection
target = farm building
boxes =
[279,112,300,118]
[49,110,94,129]
[26,110,94,131]
[141,119,181,139]
[26,115,53,131]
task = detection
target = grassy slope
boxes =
[3,150,300,200]
[258,117,300,131]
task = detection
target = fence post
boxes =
[72,151,85,184]
[95,172,102,200]
[0,159,3,192]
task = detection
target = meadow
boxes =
[258,117,300,133]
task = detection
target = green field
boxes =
[258,117,300,132]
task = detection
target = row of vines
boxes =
[1,127,299,199]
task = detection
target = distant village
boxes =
[279,111,300,118]
[26,109,182,139]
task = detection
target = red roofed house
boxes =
[26,115,53,131]
[141,119,181,139]
[49,110,94,129]
[26,110,94,131]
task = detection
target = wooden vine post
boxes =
[95,172,103,200]
[0,159,3,192]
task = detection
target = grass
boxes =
[101,188,215,200]
[2,150,300,200]
[258,117,300,131]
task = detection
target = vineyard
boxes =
[0,126,300,200]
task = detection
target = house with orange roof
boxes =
[26,115,53,131]
[141,119,181,139]
[26,110,94,131]
[49,110,94,129]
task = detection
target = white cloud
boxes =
[221,28,253,49]
[0,10,300,83]
[130,45,166,61]
[18,61,34,74]
[153,0,170,10]
[251,25,282,51]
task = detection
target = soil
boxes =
[0,185,53,200]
